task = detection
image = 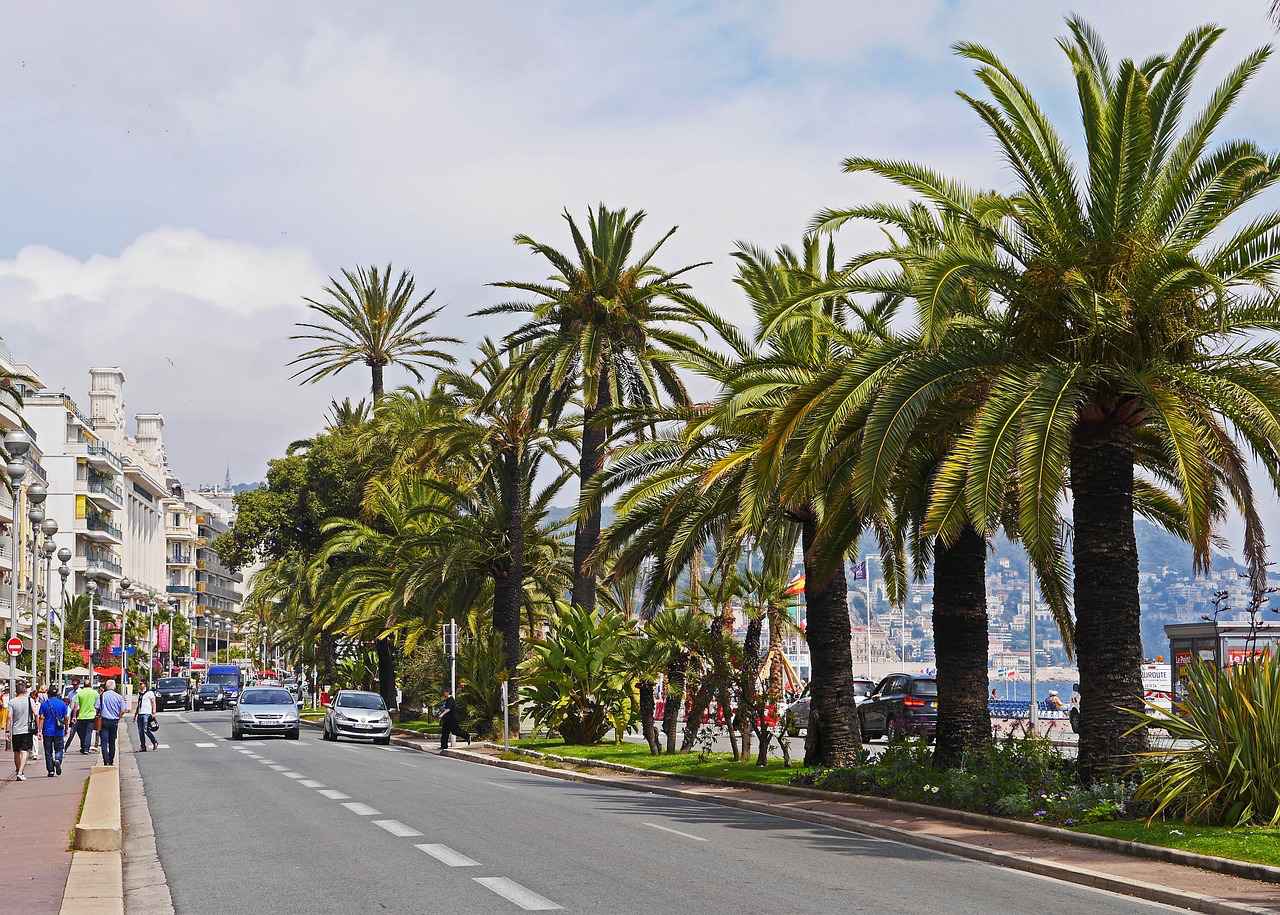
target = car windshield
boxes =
[199,685,221,694]
[911,679,938,697]
[337,693,386,710]
[241,689,294,705]
[157,679,186,690]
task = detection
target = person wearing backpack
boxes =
[7,680,37,781]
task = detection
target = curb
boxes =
[75,765,121,852]
[59,851,122,915]
[498,744,1280,888]
[443,748,1275,915]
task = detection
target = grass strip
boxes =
[512,739,808,787]
[1073,820,1280,868]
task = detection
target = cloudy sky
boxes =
[3,1,1280,545]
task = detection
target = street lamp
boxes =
[40,536,55,687]
[56,549,70,690]
[86,579,99,689]
[4,429,30,699]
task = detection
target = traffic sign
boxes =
[6,637,21,657]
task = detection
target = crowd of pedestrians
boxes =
[2,678,166,779]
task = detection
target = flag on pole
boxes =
[784,573,805,597]
[851,559,868,581]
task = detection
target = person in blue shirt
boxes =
[37,685,72,777]
[96,680,127,767]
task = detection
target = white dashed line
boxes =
[373,819,422,837]
[316,789,350,800]
[341,802,381,816]
[644,823,707,842]
[472,877,561,911]
[397,761,417,768]
[194,742,215,748]
[298,779,325,788]
[257,758,275,764]
[415,844,479,867]
[485,781,517,790]
[155,744,170,749]
[281,772,305,779]
[268,765,289,771]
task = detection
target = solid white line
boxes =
[298,779,324,788]
[373,819,423,837]
[316,789,350,800]
[281,772,305,779]
[383,747,400,752]
[194,742,215,748]
[341,802,381,816]
[644,822,707,842]
[414,844,479,867]
[472,877,561,911]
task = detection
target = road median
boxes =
[442,745,1280,915]
[74,765,121,852]
[62,763,125,915]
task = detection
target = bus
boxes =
[206,664,244,705]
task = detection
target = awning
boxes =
[93,665,123,677]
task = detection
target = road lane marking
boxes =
[194,742,216,748]
[397,761,417,768]
[644,823,707,842]
[298,779,325,788]
[472,877,561,911]
[281,772,305,779]
[269,765,289,771]
[257,758,275,764]
[341,802,381,816]
[316,789,350,800]
[485,781,517,790]
[415,844,479,867]
[156,744,170,749]
[383,747,400,752]
[373,819,422,837]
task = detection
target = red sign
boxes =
[6,637,22,657]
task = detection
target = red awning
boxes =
[93,665,123,677]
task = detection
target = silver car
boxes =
[231,687,302,740]
[322,690,393,744]
[784,678,875,736]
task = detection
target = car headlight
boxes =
[335,712,354,723]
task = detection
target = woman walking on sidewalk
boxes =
[7,681,37,781]
[134,681,159,752]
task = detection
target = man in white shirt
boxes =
[133,681,159,752]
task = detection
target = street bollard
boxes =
[501,680,509,748]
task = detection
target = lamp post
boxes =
[40,534,56,687]
[26,482,46,687]
[57,548,70,691]
[5,429,31,699]
[86,579,99,689]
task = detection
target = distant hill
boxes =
[231,482,263,494]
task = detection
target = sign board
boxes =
[6,637,21,657]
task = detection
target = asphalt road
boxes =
[131,710,1178,914]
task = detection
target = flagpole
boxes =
[862,555,873,679]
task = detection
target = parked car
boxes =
[155,676,192,711]
[232,687,301,740]
[784,678,875,736]
[322,690,392,745]
[858,674,938,742]
[194,683,227,710]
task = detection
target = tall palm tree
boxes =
[833,19,1280,778]
[481,205,709,612]
[289,263,459,709]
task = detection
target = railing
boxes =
[86,516,123,539]
[86,443,123,471]
[167,552,193,564]
[205,584,242,603]
[88,480,124,502]
[94,595,122,612]
[166,585,194,594]
[24,458,47,485]
[85,555,123,575]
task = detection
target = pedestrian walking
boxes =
[134,681,159,752]
[7,680,37,781]
[0,688,9,752]
[92,685,105,751]
[72,679,99,754]
[37,685,71,777]
[96,680,126,766]
[31,684,46,761]
[437,689,469,750]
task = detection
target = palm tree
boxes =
[831,19,1280,778]
[289,263,459,710]
[481,205,709,612]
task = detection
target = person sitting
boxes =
[1045,690,1066,711]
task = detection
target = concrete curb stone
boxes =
[444,747,1277,915]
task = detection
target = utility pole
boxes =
[1029,571,1038,732]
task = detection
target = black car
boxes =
[155,677,192,711]
[858,674,938,741]
[194,683,227,710]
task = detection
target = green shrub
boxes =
[1127,654,1280,826]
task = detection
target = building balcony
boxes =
[80,515,123,544]
[167,551,194,566]
[165,525,195,541]
[166,584,194,595]
[76,553,123,580]
[81,478,125,511]
[93,595,123,612]
[68,441,123,474]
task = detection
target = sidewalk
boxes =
[445,743,1280,914]
[0,738,100,915]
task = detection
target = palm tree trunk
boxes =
[662,655,687,753]
[800,512,862,767]
[493,451,524,736]
[739,616,762,759]
[932,525,991,768]
[572,372,611,613]
[1071,418,1146,782]
[638,680,659,753]
[368,359,396,710]
[370,362,385,399]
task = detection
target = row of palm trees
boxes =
[241,19,1280,781]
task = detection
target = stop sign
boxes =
[6,637,22,657]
